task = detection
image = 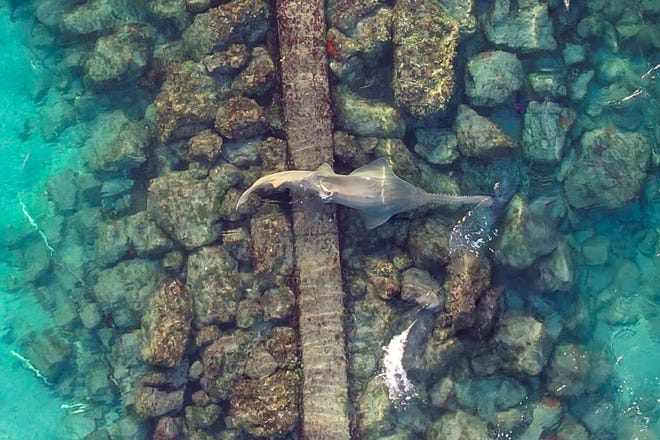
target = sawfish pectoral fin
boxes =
[357,209,394,230]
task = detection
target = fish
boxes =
[236,158,492,229]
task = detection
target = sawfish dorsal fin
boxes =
[315,163,335,176]
[349,157,395,179]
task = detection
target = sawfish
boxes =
[236,158,493,229]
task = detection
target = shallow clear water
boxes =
[0,0,658,439]
[0,7,83,439]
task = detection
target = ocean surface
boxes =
[0,1,658,439]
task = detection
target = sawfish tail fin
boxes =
[448,178,517,256]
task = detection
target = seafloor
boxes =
[0,0,658,439]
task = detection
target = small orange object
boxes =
[326,40,337,58]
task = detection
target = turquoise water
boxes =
[0,0,658,439]
[0,6,86,439]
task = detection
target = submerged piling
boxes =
[276,0,351,439]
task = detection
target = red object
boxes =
[326,40,337,57]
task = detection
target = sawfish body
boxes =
[236,158,492,229]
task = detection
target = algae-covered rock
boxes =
[484,0,556,53]
[84,25,154,90]
[446,252,491,331]
[564,127,651,209]
[414,129,459,165]
[186,245,242,326]
[522,100,575,164]
[455,105,514,158]
[465,51,523,107]
[187,129,223,163]
[154,61,219,144]
[392,0,460,118]
[408,217,451,270]
[200,331,255,400]
[493,311,551,376]
[232,46,276,97]
[215,96,268,140]
[84,111,149,175]
[261,286,295,322]
[229,370,299,438]
[335,87,406,138]
[356,376,393,438]
[182,0,269,60]
[147,168,235,249]
[427,410,489,440]
[250,208,294,290]
[201,43,251,75]
[142,279,193,368]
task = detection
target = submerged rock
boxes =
[147,168,236,249]
[564,127,651,209]
[125,211,174,258]
[545,343,611,398]
[335,87,406,138]
[187,129,223,164]
[142,279,193,368]
[483,0,557,53]
[229,370,300,438]
[20,329,73,383]
[355,376,393,438]
[200,331,255,400]
[84,25,154,90]
[186,245,242,326]
[93,259,161,328]
[215,96,268,140]
[182,0,269,60]
[522,100,576,164]
[250,207,294,290]
[232,46,276,97]
[455,105,514,158]
[414,128,459,165]
[154,61,219,144]
[392,0,460,118]
[493,311,551,376]
[496,195,558,270]
[427,410,489,440]
[465,51,523,107]
[60,0,139,36]
[84,111,149,175]
[446,252,492,331]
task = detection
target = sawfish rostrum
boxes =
[236,158,492,229]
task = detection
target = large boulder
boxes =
[493,311,552,376]
[564,127,651,209]
[392,0,460,118]
[147,166,239,249]
[182,0,269,60]
[229,370,300,438]
[142,279,193,368]
[186,245,242,326]
[84,25,154,90]
[483,0,556,53]
[455,105,515,158]
[465,51,523,107]
[93,259,161,328]
[83,111,150,175]
[522,101,576,164]
[154,61,219,144]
